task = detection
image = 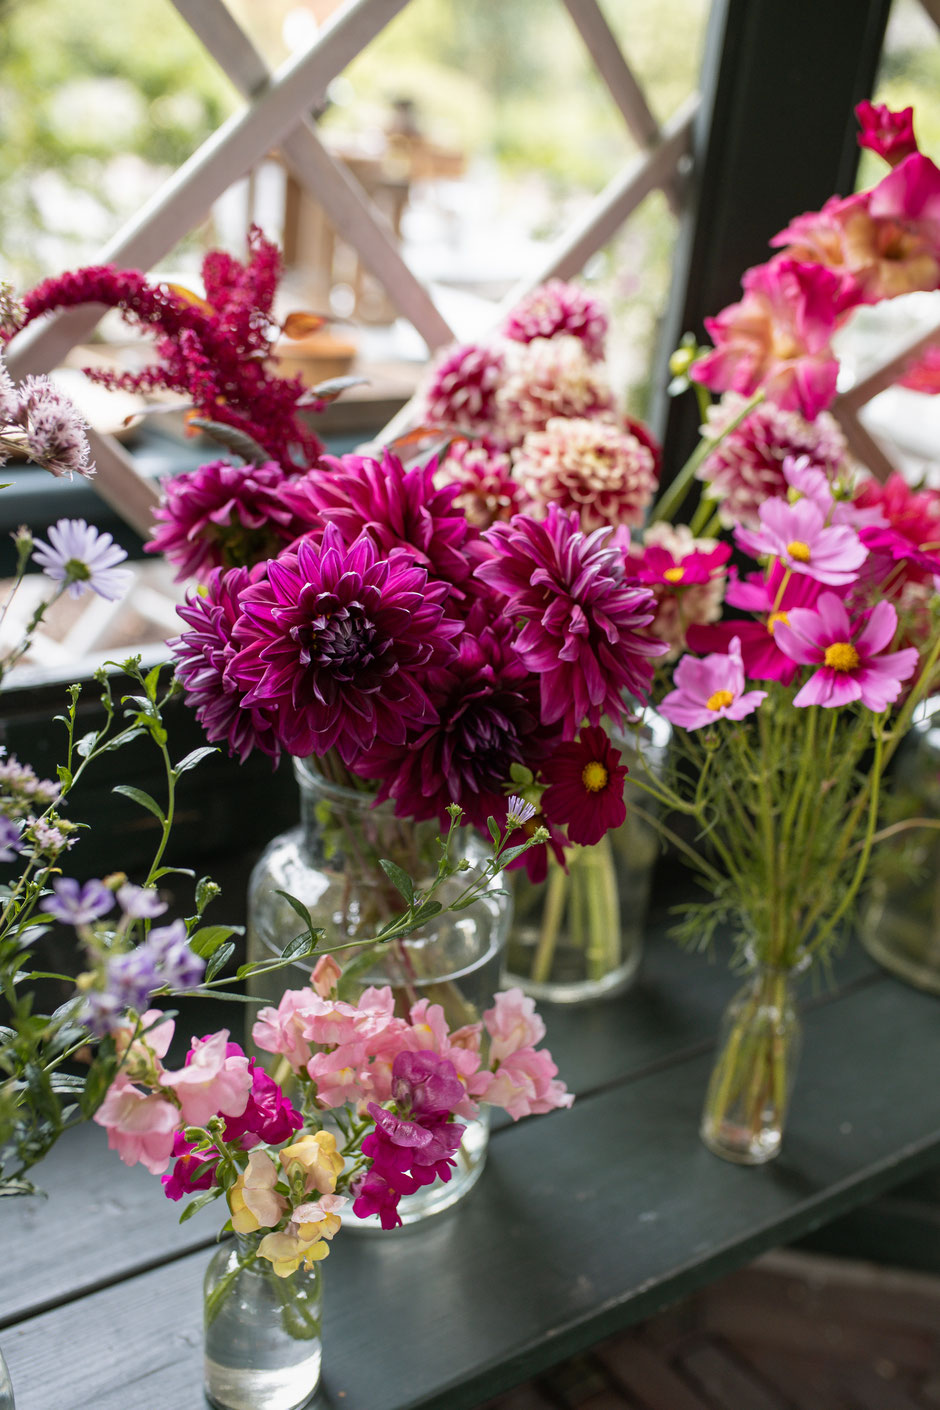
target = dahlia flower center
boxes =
[581,761,609,792]
[823,640,860,672]
[663,566,685,584]
[706,689,734,712]
[766,610,789,634]
[786,540,812,563]
[295,602,382,677]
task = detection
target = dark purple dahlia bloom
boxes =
[148,458,307,581]
[281,450,474,590]
[478,506,665,738]
[171,564,281,764]
[229,525,461,764]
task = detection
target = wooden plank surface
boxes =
[3,964,940,1410]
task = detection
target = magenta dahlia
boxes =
[148,458,307,581]
[494,336,614,442]
[421,342,505,431]
[698,392,846,530]
[513,416,657,531]
[502,279,609,361]
[434,437,521,530]
[171,564,281,764]
[229,526,461,763]
[280,450,473,588]
[541,726,628,847]
[477,506,664,737]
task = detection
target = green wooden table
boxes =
[1,927,938,1410]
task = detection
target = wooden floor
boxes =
[484,1251,940,1410]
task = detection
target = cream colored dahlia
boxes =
[513,416,657,532]
[493,336,614,444]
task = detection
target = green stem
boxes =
[530,858,568,985]
[648,389,764,526]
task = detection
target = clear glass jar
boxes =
[204,1233,322,1410]
[247,758,511,1226]
[0,1345,14,1410]
[861,698,940,994]
[700,962,803,1165]
[503,711,670,1003]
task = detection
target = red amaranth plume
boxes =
[10,228,322,470]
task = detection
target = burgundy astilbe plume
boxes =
[12,228,322,469]
[477,506,665,737]
[170,564,281,765]
[228,525,462,764]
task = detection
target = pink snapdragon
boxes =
[160,1030,252,1127]
[659,638,768,731]
[94,1075,180,1174]
[734,496,868,585]
[773,594,920,710]
[856,100,918,167]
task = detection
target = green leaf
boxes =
[378,858,414,905]
[195,876,221,913]
[49,1073,85,1094]
[151,866,196,882]
[411,899,442,922]
[493,842,532,869]
[189,925,243,959]
[174,746,218,775]
[274,890,315,935]
[486,816,501,845]
[509,763,534,786]
[281,928,323,962]
[112,785,165,824]
[75,731,98,759]
[143,662,163,702]
[56,764,72,789]
[98,728,147,753]
[179,1186,223,1223]
[205,942,236,981]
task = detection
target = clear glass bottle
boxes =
[247,758,511,1226]
[204,1233,322,1410]
[700,963,802,1165]
[503,711,670,1003]
[0,1345,14,1410]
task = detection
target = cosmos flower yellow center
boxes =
[663,566,685,583]
[823,641,860,672]
[786,540,812,562]
[581,761,609,792]
[706,690,734,711]
[766,610,789,634]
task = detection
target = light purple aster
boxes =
[478,506,666,738]
[32,519,133,601]
[0,816,22,863]
[147,919,206,991]
[8,374,94,479]
[40,876,114,925]
[117,884,167,919]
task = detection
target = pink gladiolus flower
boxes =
[856,101,918,167]
[772,593,920,710]
[93,1075,180,1174]
[690,258,842,420]
[659,637,768,731]
[734,496,868,585]
[160,1030,252,1127]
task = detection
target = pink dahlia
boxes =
[627,523,730,659]
[229,526,461,763]
[280,450,473,589]
[148,458,306,582]
[856,100,918,168]
[513,416,657,532]
[659,637,768,731]
[493,336,615,443]
[698,392,846,530]
[690,257,843,420]
[171,564,280,764]
[421,341,505,431]
[541,726,627,847]
[773,594,919,710]
[687,562,824,686]
[502,279,609,361]
[477,506,665,737]
[735,495,868,585]
[434,437,521,530]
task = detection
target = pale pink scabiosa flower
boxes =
[690,257,843,420]
[7,374,94,479]
[627,523,731,659]
[147,458,306,582]
[493,336,615,442]
[32,518,133,601]
[513,416,657,532]
[422,341,505,431]
[540,726,628,847]
[856,100,918,168]
[735,496,868,585]
[478,506,665,737]
[773,594,920,711]
[502,279,609,360]
[229,525,460,764]
[171,564,281,765]
[697,392,846,530]
[660,637,768,731]
[433,437,521,530]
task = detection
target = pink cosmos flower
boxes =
[773,593,920,710]
[160,1029,252,1127]
[856,101,918,167]
[734,496,868,585]
[659,637,768,731]
[690,258,843,420]
[686,564,824,685]
[93,1075,180,1174]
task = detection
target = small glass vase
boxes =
[700,963,802,1165]
[247,758,511,1226]
[0,1345,14,1410]
[204,1233,322,1410]
[503,713,669,1003]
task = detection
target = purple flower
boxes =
[0,816,22,862]
[40,876,114,925]
[106,948,161,1014]
[230,525,461,764]
[32,519,133,601]
[478,506,665,738]
[390,1050,466,1121]
[505,795,537,828]
[171,564,281,765]
[10,374,93,479]
[161,1132,219,1202]
[117,884,167,919]
[147,920,206,991]
[223,1061,303,1149]
[773,594,920,710]
[735,497,868,586]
